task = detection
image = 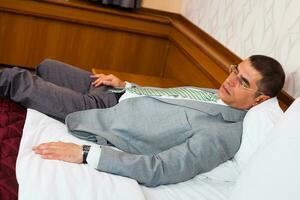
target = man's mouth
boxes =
[222,84,231,95]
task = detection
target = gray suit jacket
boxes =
[66,94,246,187]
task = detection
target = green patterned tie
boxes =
[127,87,218,103]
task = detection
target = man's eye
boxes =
[241,81,249,88]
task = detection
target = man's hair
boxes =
[249,55,285,97]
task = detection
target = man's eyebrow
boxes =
[236,65,250,86]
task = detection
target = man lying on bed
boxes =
[0,55,285,187]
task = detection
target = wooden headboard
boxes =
[0,0,294,109]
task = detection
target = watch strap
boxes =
[82,145,91,164]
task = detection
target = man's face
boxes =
[218,59,264,110]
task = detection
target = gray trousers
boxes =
[0,59,119,121]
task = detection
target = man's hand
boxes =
[32,141,83,164]
[91,74,126,88]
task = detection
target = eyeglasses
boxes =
[229,65,264,95]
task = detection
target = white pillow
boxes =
[234,97,283,171]
[230,98,300,200]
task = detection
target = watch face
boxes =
[82,145,91,152]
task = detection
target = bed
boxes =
[2,91,298,200]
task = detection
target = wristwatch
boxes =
[82,145,91,164]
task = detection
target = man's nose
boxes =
[227,74,239,87]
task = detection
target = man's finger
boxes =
[33,142,59,150]
[102,80,113,86]
[41,153,62,160]
[92,79,103,87]
[33,146,58,154]
[41,155,55,160]
[92,78,101,85]
[90,74,104,78]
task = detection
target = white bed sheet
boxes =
[16,109,240,200]
[16,109,145,200]
[142,160,239,200]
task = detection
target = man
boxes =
[0,55,285,186]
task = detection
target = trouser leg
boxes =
[36,58,92,94]
[0,67,118,121]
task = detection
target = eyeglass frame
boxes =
[229,65,265,95]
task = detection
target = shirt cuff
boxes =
[125,81,133,89]
[86,145,102,168]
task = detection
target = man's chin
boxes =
[218,89,231,105]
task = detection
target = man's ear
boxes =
[253,95,270,106]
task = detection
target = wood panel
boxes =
[92,68,182,88]
[167,17,237,87]
[164,44,217,89]
[0,0,171,75]
[0,0,171,37]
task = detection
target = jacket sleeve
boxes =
[95,125,241,187]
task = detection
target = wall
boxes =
[141,0,184,13]
[182,0,300,98]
